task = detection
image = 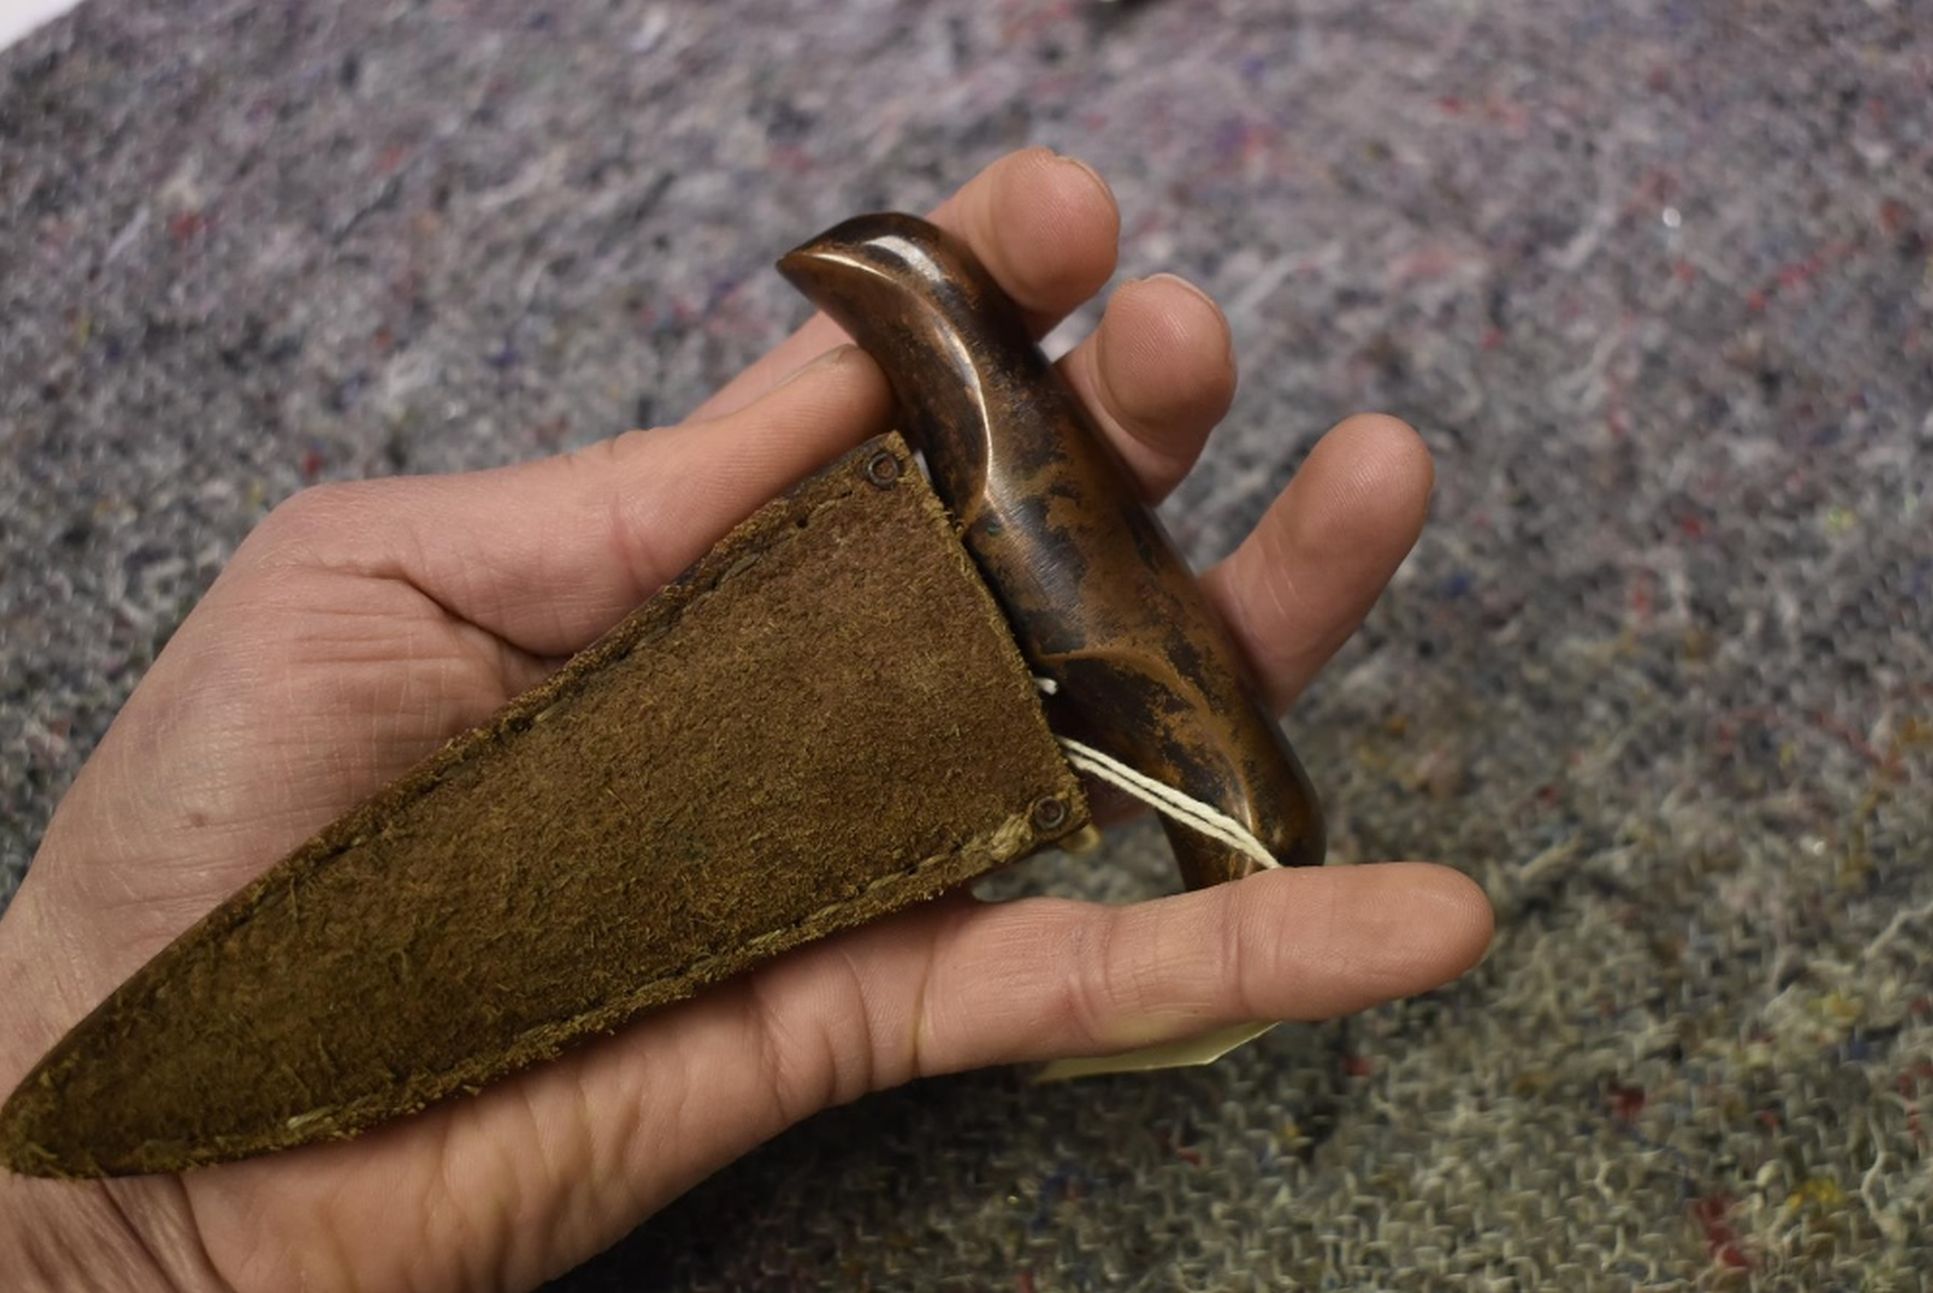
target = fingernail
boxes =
[1051,152,1116,207]
[1141,272,1234,356]
[1141,271,1220,314]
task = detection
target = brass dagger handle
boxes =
[779,213,1323,886]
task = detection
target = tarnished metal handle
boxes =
[780,213,1322,887]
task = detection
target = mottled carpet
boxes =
[2,2,1929,1287]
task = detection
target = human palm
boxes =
[0,150,1491,1291]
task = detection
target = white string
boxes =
[1054,736,1280,870]
[1034,675,1278,870]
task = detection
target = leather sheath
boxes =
[0,433,1088,1178]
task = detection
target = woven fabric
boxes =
[2,1,1927,1286]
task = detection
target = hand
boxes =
[0,149,1491,1291]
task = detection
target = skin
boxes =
[0,149,1493,1292]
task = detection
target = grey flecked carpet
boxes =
[4,1,1931,1288]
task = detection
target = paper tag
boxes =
[1032,1021,1279,1082]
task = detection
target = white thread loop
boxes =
[1053,736,1280,870]
[1033,676,1279,869]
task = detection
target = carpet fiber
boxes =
[3,1,1929,1287]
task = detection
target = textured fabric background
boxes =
[3,1,1929,1288]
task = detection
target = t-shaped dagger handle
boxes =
[780,214,1323,887]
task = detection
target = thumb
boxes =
[238,344,892,658]
[745,860,1497,1100]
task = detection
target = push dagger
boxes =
[0,211,1323,1177]
[781,215,1322,887]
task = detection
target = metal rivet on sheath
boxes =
[1031,796,1068,831]
[864,450,901,488]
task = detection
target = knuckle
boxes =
[1060,913,1137,1047]
[558,428,672,599]
[1216,883,1268,1020]
[564,425,661,475]
[741,958,867,1131]
[240,480,386,569]
[272,479,369,529]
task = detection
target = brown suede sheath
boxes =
[0,433,1088,1178]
